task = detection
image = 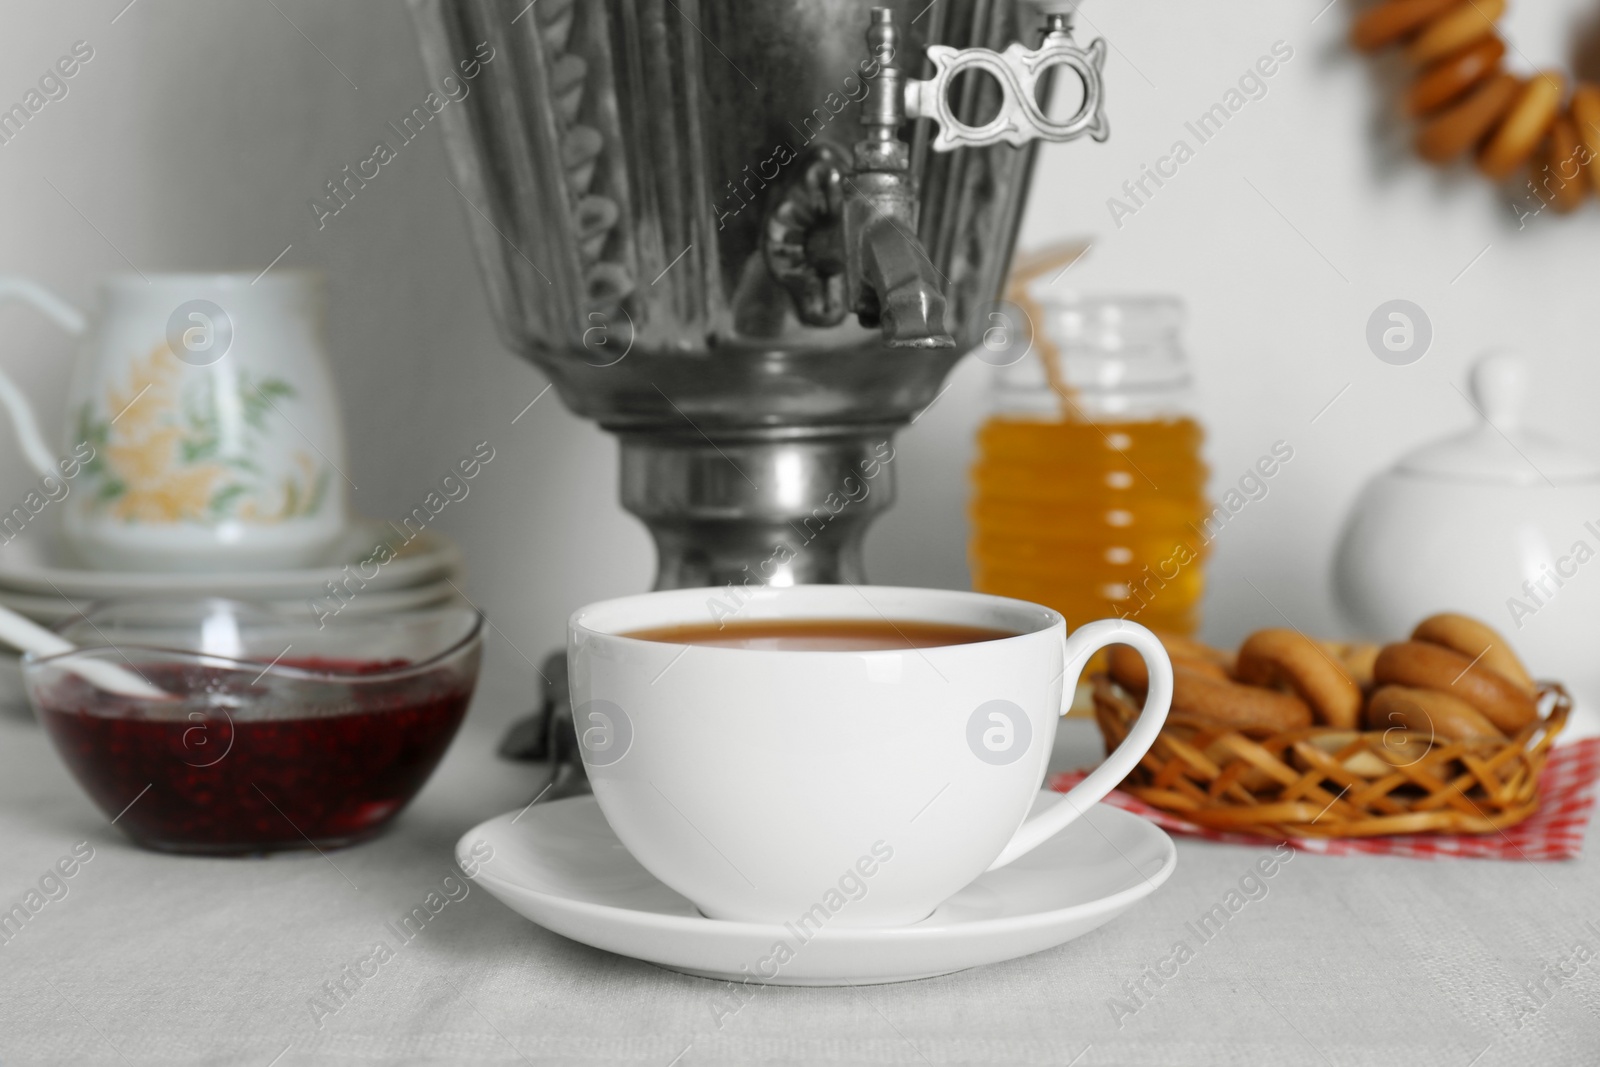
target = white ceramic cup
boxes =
[569,585,1173,928]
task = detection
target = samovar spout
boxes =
[857,217,953,349]
[840,8,954,350]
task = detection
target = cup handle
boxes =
[0,276,88,478]
[984,618,1172,871]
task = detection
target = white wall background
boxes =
[2,1,1596,720]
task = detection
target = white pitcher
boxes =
[0,272,348,572]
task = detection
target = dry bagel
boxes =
[1318,640,1381,690]
[1171,672,1313,733]
[1106,636,1231,693]
[1410,612,1536,696]
[1404,0,1504,65]
[1367,684,1505,742]
[1352,0,1460,51]
[1407,35,1505,116]
[1416,72,1520,163]
[1338,642,1381,690]
[1156,631,1234,671]
[1372,641,1537,734]
[1235,629,1363,729]
[1479,71,1565,179]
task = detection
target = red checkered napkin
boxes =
[1048,737,1600,860]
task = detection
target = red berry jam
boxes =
[36,659,473,854]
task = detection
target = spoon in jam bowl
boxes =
[23,597,484,854]
[0,601,171,699]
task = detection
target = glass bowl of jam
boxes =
[24,598,483,855]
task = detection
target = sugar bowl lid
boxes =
[1396,353,1600,485]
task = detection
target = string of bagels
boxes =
[1352,0,1600,213]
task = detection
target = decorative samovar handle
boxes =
[769,5,1109,348]
[903,9,1109,150]
[858,5,1109,162]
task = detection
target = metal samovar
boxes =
[408,0,1108,774]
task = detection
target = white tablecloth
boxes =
[2,663,1597,1066]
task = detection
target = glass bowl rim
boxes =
[21,597,486,683]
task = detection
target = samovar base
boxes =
[619,430,899,591]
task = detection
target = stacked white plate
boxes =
[0,518,464,709]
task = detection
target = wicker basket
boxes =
[1092,676,1571,837]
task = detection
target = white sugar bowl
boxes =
[1333,353,1600,738]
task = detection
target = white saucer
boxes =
[0,519,460,599]
[459,791,1176,986]
[0,575,459,624]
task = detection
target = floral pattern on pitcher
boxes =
[74,345,331,526]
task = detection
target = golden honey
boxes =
[970,414,1210,635]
